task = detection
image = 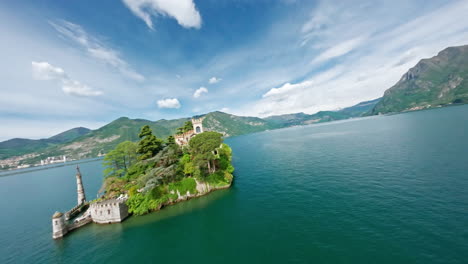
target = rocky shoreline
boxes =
[147,179,232,212]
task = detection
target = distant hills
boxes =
[0,99,378,165]
[370,45,468,114]
[0,127,90,160]
[266,98,381,127]
[2,44,468,167]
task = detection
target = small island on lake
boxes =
[52,118,234,239]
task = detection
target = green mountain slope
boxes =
[370,45,468,114]
[265,98,381,127]
[33,117,190,162]
[1,98,380,166]
[0,127,91,160]
[203,111,279,136]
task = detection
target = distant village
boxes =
[0,154,85,171]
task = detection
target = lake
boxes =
[1,105,468,263]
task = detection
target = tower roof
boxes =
[52,211,63,218]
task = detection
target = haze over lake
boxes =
[1,105,468,264]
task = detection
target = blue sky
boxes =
[1,0,468,141]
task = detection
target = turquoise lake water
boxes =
[1,105,468,263]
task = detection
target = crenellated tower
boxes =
[192,117,204,134]
[76,166,86,205]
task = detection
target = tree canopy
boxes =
[176,121,193,135]
[137,125,163,160]
[189,131,223,154]
[103,141,137,178]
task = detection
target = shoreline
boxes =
[54,179,233,239]
[0,157,103,177]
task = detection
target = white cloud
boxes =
[50,20,144,81]
[311,37,365,64]
[157,98,181,108]
[220,107,229,113]
[31,61,66,80]
[122,0,202,29]
[62,79,103,97]
[208,76,221,84]
[32,61,103,97]
[235,0,468,117]
[193,86,208,98]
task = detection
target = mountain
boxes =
[0,98,380,167]
[203,111,278,136]
[265,98,381,127]
[0,127,91,160]
[370,45,468,115]
[28,117,190,162]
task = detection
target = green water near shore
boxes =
[1,105,468,263]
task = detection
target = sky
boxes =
[1,0,468,141]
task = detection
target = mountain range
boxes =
[371,45,468,114]
[2,44,468,167]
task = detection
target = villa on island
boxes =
[174,117,204,146]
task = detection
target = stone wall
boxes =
[90,199,129,224]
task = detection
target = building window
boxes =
[108,210,111,215]
[55,221,58,226]
[100,211,102,216]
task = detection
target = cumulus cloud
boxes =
[157,98,181,108]
[31,61,66,80]
[208,76,221,84]
[50,20,144,81]
[122,0,202,29]
[32,61,102,97]
[62,79,103,97]
[193,87,208,98]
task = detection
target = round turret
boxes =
[52,211,68,239]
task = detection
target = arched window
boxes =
[196,126,201,133]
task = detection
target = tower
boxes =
[52,211,68,239]
[76,166,86,205]
[192,117,204,134]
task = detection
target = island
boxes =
[52,117,234,239]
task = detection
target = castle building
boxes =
[90,197,129,224]
[52,167,129,239]
[174,117,205,146]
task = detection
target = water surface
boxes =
[1,105,468,263]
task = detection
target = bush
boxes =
[168,177,197,195]
[126,193,161,216]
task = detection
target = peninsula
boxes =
[52,118,234,239]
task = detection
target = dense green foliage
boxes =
[101,125,234,216]
[176,121,193,134]
[137,125,163,160]
[103,141,138,178]
[371,45,468,114]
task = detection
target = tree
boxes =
[176,121,193,135]
[167,135,175,145]
[189,132,223,174]
[137,125,163,160]
[103,141,138,178]
[183,121,193,132]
